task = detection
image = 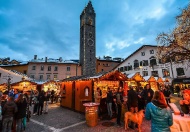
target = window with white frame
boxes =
[142,71,148,76]
[176,68,185,76]
[150,50,154,54]
[141,52,145,56]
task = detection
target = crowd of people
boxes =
[0,88,60,132]
[95,84,174,131]
[0,83,188,132]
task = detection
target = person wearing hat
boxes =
[179,89,190,114]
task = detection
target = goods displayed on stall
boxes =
[11,80,37,92]
[0,83,7,92]
[172,78,190,93]
[126,72,145,91]
[94,81,119,98]
[43,81,61,92]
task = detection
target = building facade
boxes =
[27,56,81,81]
[96,56,122,73]
[80,1,96,75]
[114,45,190,79]
[0,64,28,75]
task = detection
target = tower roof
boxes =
[80,1,95,17]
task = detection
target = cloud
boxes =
[134,37,145,44]
[0,0,189,61]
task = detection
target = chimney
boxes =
[45,57,48,62]
[34,55,37,60]
[59,57,62,62]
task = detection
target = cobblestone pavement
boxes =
[25,95,181,132]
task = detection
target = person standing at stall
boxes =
[163,86,171,105]
[127,86,138,129]
[137,87,145,111]
[44,91,50,114]
[95,87,102,118]
[127,86,138,113]
[14,94,27,132]
[116,87,123,126]
[143,84,154,106]
[51,90,55,104]
[106,87,113,119]
[37,90,45,116]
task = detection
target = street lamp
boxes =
[3,74,12,92]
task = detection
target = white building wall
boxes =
[115,45,190,79]
[0,67,31,84]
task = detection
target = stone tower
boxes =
[80,1,96,75]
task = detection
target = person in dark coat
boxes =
[127,86,138,113]
[143,84,154,106]
[37,90,45,115]
[51,90,55,104]
[137,87,145,111]
[175,85,180,97]
[2,96,17,132]
[15,94,27,132]
[106,87,113,119]
[163,86,171,105]
[116,87,123,126]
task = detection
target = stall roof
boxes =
[157,77,164,82]
[127,72,145,82]
[99,70,128,81]
[11,80,38,86]
[143,76,156,82]
[62,71,127,82]
[62,72,107,81]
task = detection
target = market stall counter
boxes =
[83,102,100,127]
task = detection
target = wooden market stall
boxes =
[60,81,74,109]
[42,80,61,92]
[126,72,145,90]
[11,80,37,92]
[0,83,7,93]
[156,77,164,90]
[143,76,158,91]
[60,70,128,113]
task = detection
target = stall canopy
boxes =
[127,72,145,82]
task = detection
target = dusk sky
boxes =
[0,0,189,61]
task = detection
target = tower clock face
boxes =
[88,39,94,46]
